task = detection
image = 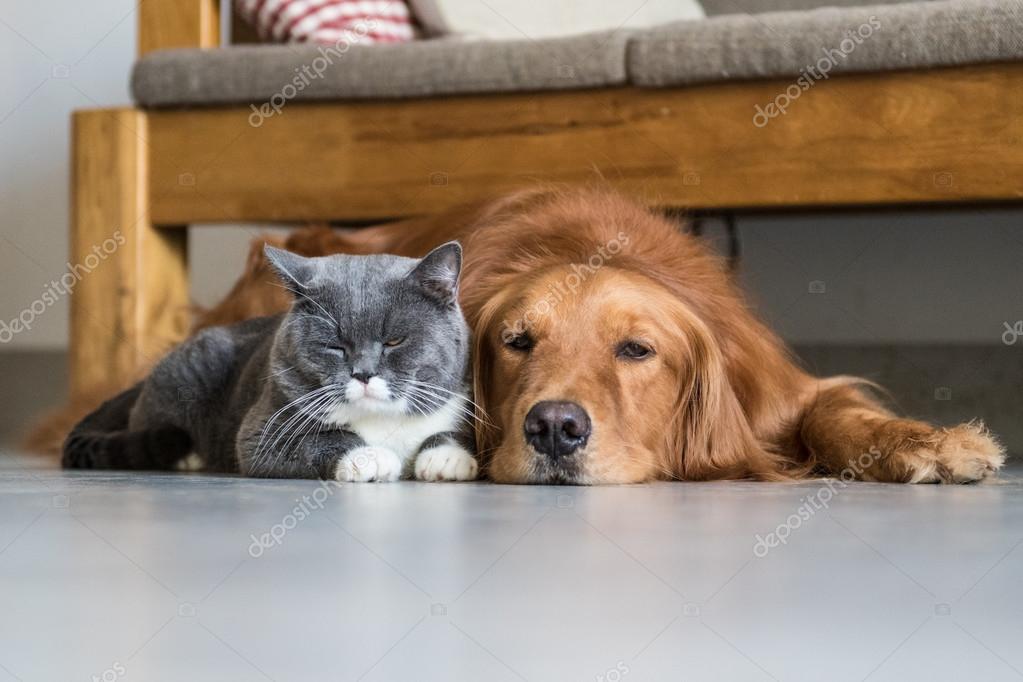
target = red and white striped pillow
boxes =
[235,0,415,45]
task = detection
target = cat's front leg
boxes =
[414,433,478,482]
[240,424,399,482]
[307,432,404,482]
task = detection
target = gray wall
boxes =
[737,209,1023,345]
[1,0,137,350]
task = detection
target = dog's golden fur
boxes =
[37,187,1005,483]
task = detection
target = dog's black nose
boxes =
[524,401,591,458]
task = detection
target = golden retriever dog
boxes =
[190,187,1005,485]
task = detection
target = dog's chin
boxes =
[487,440,662,485]
[528,456,587,485]
[486,441,587,485]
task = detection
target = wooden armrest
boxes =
[138,0,221,56]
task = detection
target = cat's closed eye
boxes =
[383,337,406,348]
[326,343,346,356]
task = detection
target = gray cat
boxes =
[62,242,478,482]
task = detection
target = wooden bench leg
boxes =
[69,108,190,397]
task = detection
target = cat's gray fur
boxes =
[63,243,477,481]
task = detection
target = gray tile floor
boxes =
[1,454,1021,682]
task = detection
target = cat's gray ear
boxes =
[264,245,313,293]
[409,241,462,304]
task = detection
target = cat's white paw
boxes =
[175,453,205,472]
[415,444,478,482]
[335,446,403,482]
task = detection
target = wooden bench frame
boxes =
[69,0,1023,395]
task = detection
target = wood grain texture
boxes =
[138,0,220,56]
[144,62,1023,224]
[70,109,190,397]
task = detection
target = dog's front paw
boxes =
[415,444,478,482]
[916,423,1005,483]
[883,421,1005,484]
[335,446,403,482]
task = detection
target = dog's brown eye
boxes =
[504,332,534,352]
[384,337,406,347]
[617,341,654,360]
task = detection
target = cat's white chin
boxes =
[342,396,409,417]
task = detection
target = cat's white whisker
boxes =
[265,364,294,380]
[269,281,340,329]
[402,392,433,419]
[402,379,489,416]
[265,392,336,456]
[291,312,336,329]
[253,385,338,469]
[404,391,464,424]
[260,392,338,474]
[277,392,338,465]
[271,395,329,457]
[401,383,490,428]
[255,385,334,451]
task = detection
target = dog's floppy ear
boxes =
[264,245,314,294]
[467,291,508,473]
[671,312,789,480]
[409,241,462,305]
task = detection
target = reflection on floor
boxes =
[0,454,1020,682]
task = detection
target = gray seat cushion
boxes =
[629,0,1023,87]
[699,0,928,15]
[131,31,629,108]
[132,0,1023,108]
